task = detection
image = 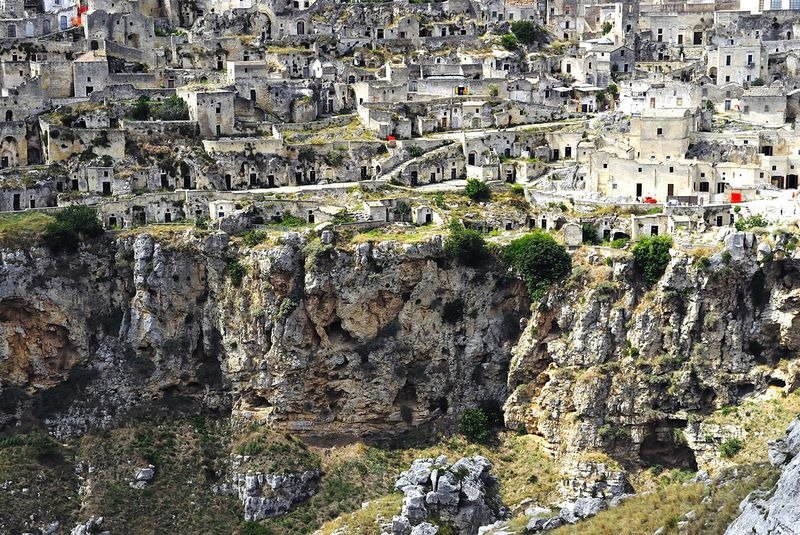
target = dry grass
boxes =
[702,388,800,464]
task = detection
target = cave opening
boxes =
[639,424,698,471]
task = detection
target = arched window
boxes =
[296,20,305,34]
[5,110,12,121]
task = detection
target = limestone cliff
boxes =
[0,230,528,439]
[504,231,800,474]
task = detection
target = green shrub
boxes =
[195,216,209,229]
[408,146,424,158]
[501,33,519,50]
[582,223,600,245]
[458,408,491,443]
[601,21,613,34]
[443,221,488,267]
[610,236,629,249]
[42,205,103,253]
[503,231,571,300]
[242,230,268,247]
[464,178,491,201]
[632,235,673,286]
[735,214,768,232]
[280,214,306,227]
[510,20,546,45]
[720,438,743,459]
[239,521,275,535]
[442,299,465,324]
[227,260,247,287]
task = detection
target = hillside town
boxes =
[2,0,800,244]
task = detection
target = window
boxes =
[669,167,674,173]
[772,0,782,8]
[725,76,731,83]
[676,97,683,106]
[792,0,800,7]
[747,54,753,65]
[603,163,608,168]
[725,55,731,66]
[657,128,663,135]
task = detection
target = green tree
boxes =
[632,235,673,286]
[503,231,572,300]
[150,95,189,121]
[501,33,519,50]
[510,20,546,45]
[443,220,488,267]
[464,178,491,201]
[41,205,104,253]
[601,21,613,35]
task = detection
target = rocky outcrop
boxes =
[389,456,504,535]
[725,418,800,534]
[0,231,527,440]
[504,231,800,472]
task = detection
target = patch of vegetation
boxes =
[42,205,104,253]
[501,32,519,50]
[232,430,320,473]
[241,230,269,247]
[227,259,248,287]
[510,20,547,45]
[735,214,768,232]
[0,211,55,247]
[443,220,488,267]
[129,95,189,121]
[503,231,571,300]
[408,145,424,158]
[0,428,78,533]
[464,178,491,201]
[457,408,491,443]
[719,438,744,459]
[632,235,672,286]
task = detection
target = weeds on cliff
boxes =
[719,438,744,459]
[241,230,268,247]
[227,259,248,287]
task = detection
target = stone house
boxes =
[73,50,110,97]
[178,87,235,137]
[739,86,787,127]
[707,40,767,86]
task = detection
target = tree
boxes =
[632,235,673,286]
[503,231,572,300]
[42,205,104,253]
[510,20,546,45]
[458,408,491,442]
[464,178,491,201]
[501,33,519,50]
[443,220,488,267]
[601,21,613,35]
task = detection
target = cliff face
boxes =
[0,231,528,439]
[3,228,800,478]
[504,233,800,473]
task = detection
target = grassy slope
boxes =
[0,211,54,247]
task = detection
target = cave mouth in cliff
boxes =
[639,426,698,472]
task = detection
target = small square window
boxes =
[657,128,663,135]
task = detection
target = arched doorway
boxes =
[5,110,12,121]
[296,20,305,34]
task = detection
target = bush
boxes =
[408,146,424,158]
[601,21,613,34]
[610,236,629,249]
[227,259,248,287]
[443,221,488,267]
[582,223,600,245]
[632,235,673,286]
[503,231,572,300]
[42,205,103,253]
[150,95,189,121]
[458,408,491,443]
[501,33,519,50]
[464,178,491,201]
[720,438,743,459]
[510,20,546,45]
[241,230,268,247]
[735,214,768,232]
